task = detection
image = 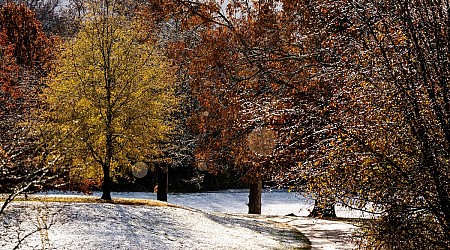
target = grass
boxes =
[1,195,174,207]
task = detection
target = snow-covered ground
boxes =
[40,189,376,218]
[1,190,367,249]
[1,202,308,250]
[171,189,374,218]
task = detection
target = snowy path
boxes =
[167,190,359,250]
[271,216,357,250]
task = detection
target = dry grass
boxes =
[1,195,175,208]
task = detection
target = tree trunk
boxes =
[157,165,168,202]
[248,177,262,214]
[309,195,336,218]
[101,26,113,201]
[101,165,112,200]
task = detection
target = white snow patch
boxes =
[1,202,308,250]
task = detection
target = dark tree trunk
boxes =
[309,196,336,218]
[101,165,112,200]
[157,165,168,202]
[248,177,262,214]
[102,66,113,201]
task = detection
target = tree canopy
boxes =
[38,0,177,199]
[0,2,61,212]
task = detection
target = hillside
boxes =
[1,201,309,250]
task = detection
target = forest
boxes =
[1,0,450,249]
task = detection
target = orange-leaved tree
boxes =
[156,0,324,214]
[0,2,59,213]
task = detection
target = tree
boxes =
[147,0,288,214]
[0,1,52,70]
[38,0,177,200]
[0,28,19,105]
[0,2,63,213]
[267,0,450,247]
[166,8,267,213]
[156,0,326,215]
[1,0,82,37]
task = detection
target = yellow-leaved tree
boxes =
[38,0,177,200]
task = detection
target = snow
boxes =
[171,190,375,219]
[40,189,375,218]
[1,202,308,250]
[1,189,367,249]
[172,189,314,216]
[272,217,358,250]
